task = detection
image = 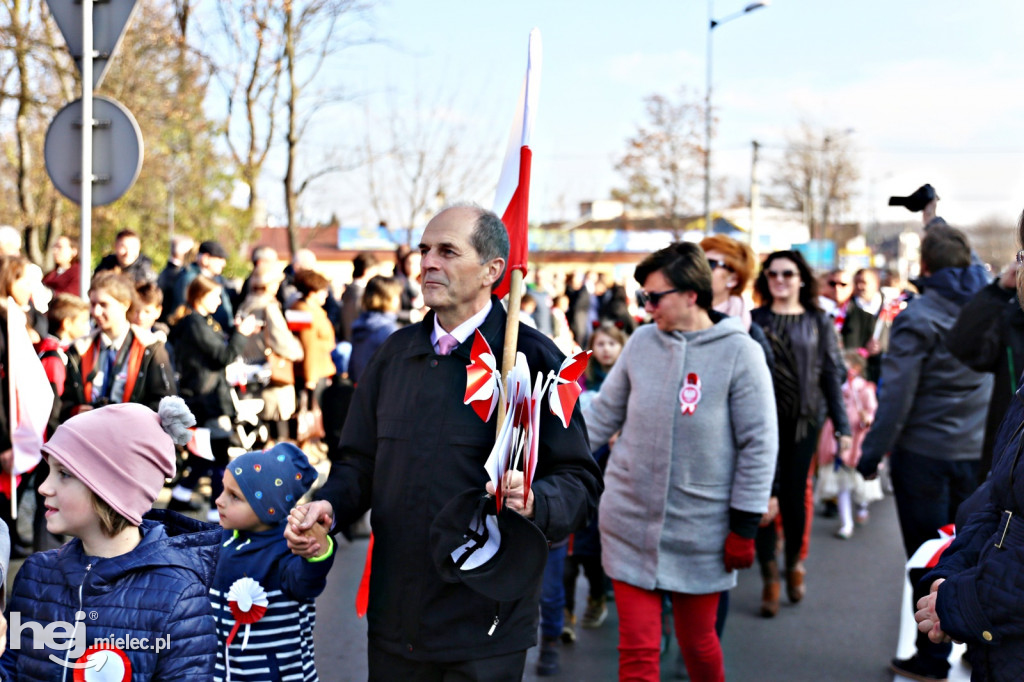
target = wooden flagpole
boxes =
[7,300,15,520]
[496,269,524,433]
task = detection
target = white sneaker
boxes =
[835,525,853,540]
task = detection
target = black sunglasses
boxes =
[707,258,734,272]
[828,279,850,287]
[767,270,797,280]
[637,288,679,307]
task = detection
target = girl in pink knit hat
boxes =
[0,396,222,681]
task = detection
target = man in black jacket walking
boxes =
[287,205,602,681]
[858,225,992,681]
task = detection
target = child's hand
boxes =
[286,501,334,558]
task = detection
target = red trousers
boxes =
[612,580,723,682]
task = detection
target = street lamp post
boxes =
[704,0,769,235]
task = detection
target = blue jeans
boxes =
[890,447,980,672]
[539,543,568,639]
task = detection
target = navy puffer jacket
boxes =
[927,386,1024,681]
[0,510,221,681]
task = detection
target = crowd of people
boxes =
[0,192,1020,681]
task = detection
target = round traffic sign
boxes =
[44,95,144,206]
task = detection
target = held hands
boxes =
[723,532,755,572]
[914,579,958,644]
[303,520,331,559]
[486,470,535,518]
[285,501,335,559]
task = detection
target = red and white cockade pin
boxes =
[226,576,268,651]
[679,373,702,415]
[73,645,132,682]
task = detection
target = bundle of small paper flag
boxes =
[463,330,590,510]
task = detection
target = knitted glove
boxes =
[723,532,755,572]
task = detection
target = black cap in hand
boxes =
[888,184,938,213]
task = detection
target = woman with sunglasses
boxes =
[700,235,757,330]
[585,242,778,681]
[750,250,852,617]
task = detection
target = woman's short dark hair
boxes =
[362,276,403,312]
[752,250,819,310]
[294,270,330,298]
[633,242,713,311]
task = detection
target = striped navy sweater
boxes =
[210,526,335,682]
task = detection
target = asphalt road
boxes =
[312,493,972,681]
[3,482,966,681]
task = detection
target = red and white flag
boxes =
[5,298,54,514]
[493,28,542,299]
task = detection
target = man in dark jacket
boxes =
[946,262,1024,484]
[93,229,156,284]
[287,205,601,681]
[858,225,993,681]
[172,240,235,330]
[917,225,1024,680]
[62,272,176,421]
[156,235,194,324]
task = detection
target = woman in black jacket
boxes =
[750,250,851,617]
[167,275,258,519]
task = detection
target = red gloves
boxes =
[723,532,755,572]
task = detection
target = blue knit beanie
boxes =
[230,443,317,525]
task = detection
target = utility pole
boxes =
[749,139,760,252]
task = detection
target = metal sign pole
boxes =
[80,0,93,298]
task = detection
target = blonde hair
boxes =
[92,493,134,536]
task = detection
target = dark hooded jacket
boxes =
[858,265,992,474]
[348,310,399,383]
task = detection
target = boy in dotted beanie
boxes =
[210,442,334,681]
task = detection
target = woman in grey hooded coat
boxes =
[585,242,778,682]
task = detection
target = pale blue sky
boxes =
[289,0,1024,231]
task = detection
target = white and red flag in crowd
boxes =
[492,28,542,299]
[5,298,54,515]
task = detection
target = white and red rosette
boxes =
[226,577,269,650]
[679,373,702,416]
[73,645,131,681]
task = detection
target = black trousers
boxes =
[891,448,979,672]
[563,554,605,613]
[368,641,527,682]
[756,420,819,569]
